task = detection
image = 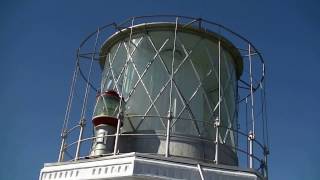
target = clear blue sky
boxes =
[1,0,319,179]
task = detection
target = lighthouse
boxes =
[39,16,269,180]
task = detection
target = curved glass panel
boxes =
[101,30,238,149]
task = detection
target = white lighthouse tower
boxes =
[39,16,269,180]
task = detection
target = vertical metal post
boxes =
[214,40,221,164]
[214,118,220,164]
[75,119,85,160]
[75,28,100,161]
[58,131,66,162]
[113,116,121,155]
[248,44,255,134]
[166,17,178,158]
[59,61,79,162]
[114,89,124,156]
[248,43,255,168]
[165,113,171,157]
[263,146,269,178]
[113,18,133,156]
[248,130,254,168]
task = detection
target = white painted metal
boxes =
[40,153,262,180]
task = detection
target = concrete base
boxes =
[40,153,263,180]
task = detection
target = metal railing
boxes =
[57,15,269,179]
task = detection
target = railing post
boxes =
[165,112,172,158]
[58,130,67,162]
[113,112,123,155]
[263,146,269,178]
[214,39,222,164]
[75,119,85,160]
[214,116,220,164]
[248,130,255,168]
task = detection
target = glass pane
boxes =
[130,37,155,75]
[110,43,127,77]
[142,56,170,100]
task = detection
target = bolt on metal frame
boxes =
[57,15,269,179]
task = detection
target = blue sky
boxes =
[1,0,319,179]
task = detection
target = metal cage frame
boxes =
[57,15,269,179]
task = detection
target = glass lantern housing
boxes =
[92,90,123,127]
[98,23,243,165]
